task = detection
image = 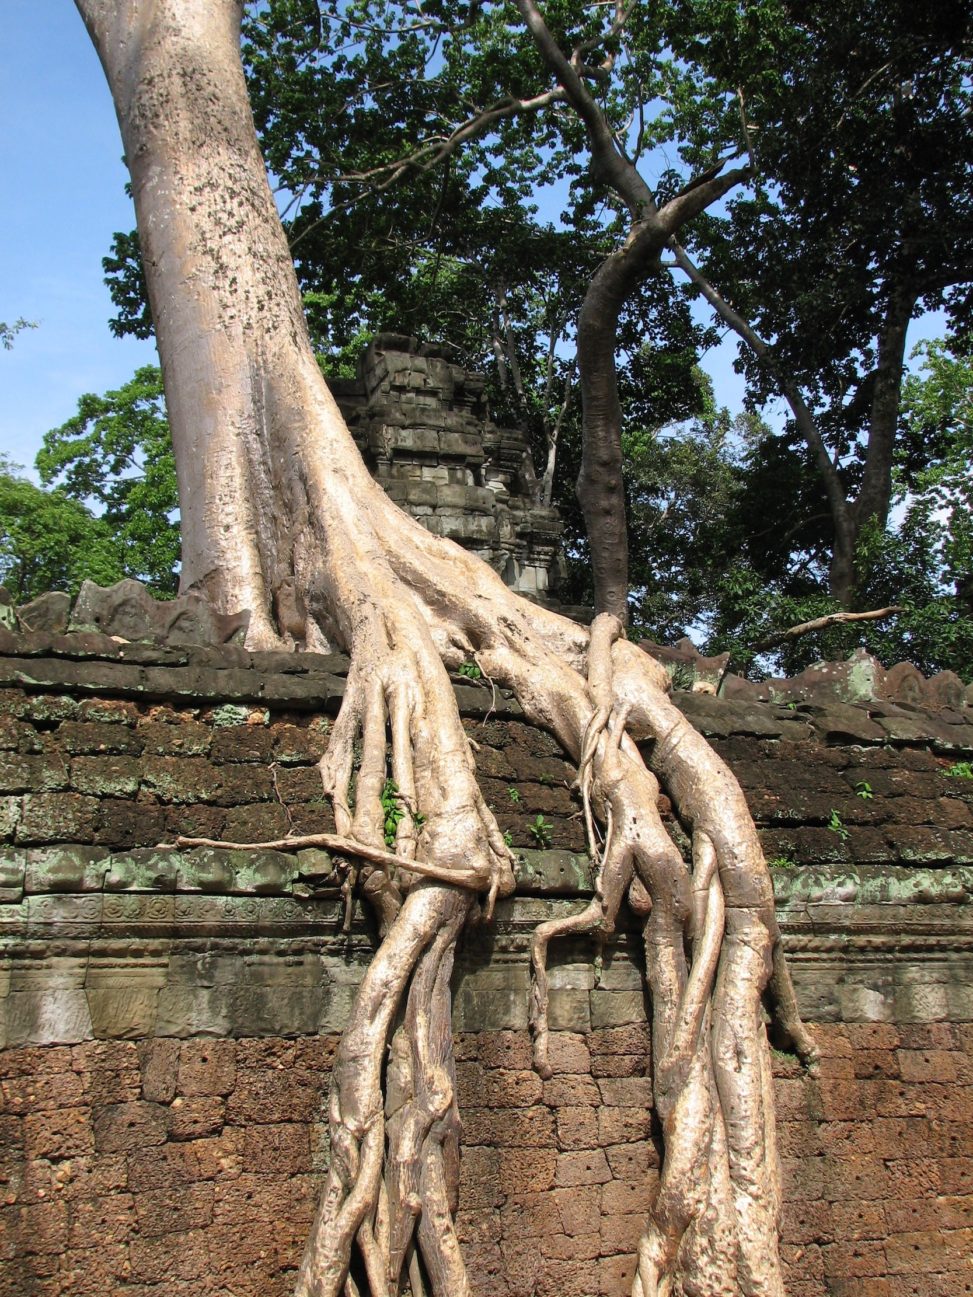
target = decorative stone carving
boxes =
[69,578,250,646]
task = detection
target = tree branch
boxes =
[289,86,565,249]
[658,164,751,235]
[753,606,904,652]
[512,0,658,221]
[668,238,853,537]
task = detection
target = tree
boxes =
[105,0,753,620]
[37,366,180,595]
[76,3,812,1295]
[664,0,973,608]
[687,339,973,682]
[0,457,125,601]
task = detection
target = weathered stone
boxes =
[516,849,594,894]
[56,720,142,755]
[676,693,787,738]
[0,988,93,1047]
[24,846,110,893]
[104,850,181,892]
[138,1038,181,1102]
[70,755,141,797]
[69,578,249,645]
[229,850,298,895]
[0,795,21,842]
[17,591,71,634]
[16,792,100,844]
[640,638,730,694]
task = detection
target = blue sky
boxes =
[0,4,156,484]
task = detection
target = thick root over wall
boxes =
[178,493,818,1297]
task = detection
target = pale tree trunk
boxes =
[77,3,813,1295]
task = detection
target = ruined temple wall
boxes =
[1,635,973,1297]
[4,1026,972,1297]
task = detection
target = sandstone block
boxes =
[93,1101,167,1153]
[555,1148,611,1187]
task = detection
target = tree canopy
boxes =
[0,457,124,602]
[36,365,179,595]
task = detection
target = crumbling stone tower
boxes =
[330,334,566,604]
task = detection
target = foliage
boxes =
[527,813,554,848]
[662,0,973,610]
[674,0,973,399]
[767,852,796,869]
[380,777,405,848]
[0,318,37,350]
[827,810,849,842]
[0,457,126,602]
[105,0,726,491]
[945,762,973,779]
[457,660,482,680]
[36,367,180,595]
[92,3,973,676]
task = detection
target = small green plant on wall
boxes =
[827,809,850,842]
[381,779,405,848]
[768,851,797,869]
[945,761,973,779]
[528,814,554,848]
[507,786,521,804]
[457,660,481,680]
[854,781,874,799]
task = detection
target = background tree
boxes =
[37,365,180,595]
[0,456,125,601]
[107,0,755,618]
[76,3,812,1296]
[0,318,38,350]
[664,0,973,609]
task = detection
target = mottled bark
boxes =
[77,3,811,1295]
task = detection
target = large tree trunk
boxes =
[852,283,919,536]
[76,3,813,1295]
[576,246,662,623]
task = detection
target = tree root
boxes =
[164,832,497,898]
[165,596,813,1297]
[163,483,813,1297]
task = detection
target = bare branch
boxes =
[289,86,566,250]
[513,0,658,221]
[752,606,905,652]
[737,87,758,171]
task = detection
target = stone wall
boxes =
[1,631,972,1297]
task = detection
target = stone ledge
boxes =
[2,860,971,1044]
